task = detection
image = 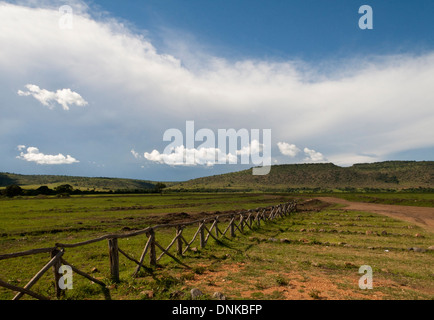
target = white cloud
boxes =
[17,146,79,165]
[144,139,267,167]
[18,84,88,110]
[144,145,237,167]
[277,142,300,157]
[236,139,263,156]
[131,149,141,159]
[278,142,327,163]
[327,153,379,167]
[304,147,327,163]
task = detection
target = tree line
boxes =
[1,183,167,198]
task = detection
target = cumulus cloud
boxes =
[277,142,300,157]
[18,84,88,110]
[303,147,327,163]
[143,139,266,167]
[236,139,263,156]
[17,146,79,165]
[144,145,236,167]
[278,142,327,163]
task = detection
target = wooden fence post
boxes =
[239,215,244,233]
[215,217,219,238]
[230,216,235,237]
[176,226,183,256]
[51,248,63,299]
[199,222,205,249]
[108,238,120,283]
[269,208,274,220]
[149,229,157,266]
[133,235,153,277]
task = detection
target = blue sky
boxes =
[0,0,434,181]
[92,0,434,59]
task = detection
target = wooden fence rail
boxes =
[0,200,297,300]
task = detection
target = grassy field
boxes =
[316,193,434,208]
[0,193,294,237]
[0,193,433,300]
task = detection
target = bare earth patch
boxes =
[318,197,434,232]
[181,262,408,300]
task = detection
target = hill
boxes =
[1,161,432,193]
[170,161,434,192]
[0,172,159,191]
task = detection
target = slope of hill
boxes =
[1,161,432,193]
[170,161,434,191]
[0,173,158,191]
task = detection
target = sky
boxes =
[0,0,434,181]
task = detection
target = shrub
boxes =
[3,185,23,198]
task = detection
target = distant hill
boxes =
[0,173,159,191]
[170,161,434,192]
[1,161,432,193]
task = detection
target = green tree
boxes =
[154,182,167,194]
[3,185,23,198]
[55,184,74,194]
[36,186,54,195]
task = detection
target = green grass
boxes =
[318,192,434,208]
[0,193,433,300]
[0,193,295,236]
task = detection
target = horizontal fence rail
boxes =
[0,201,297,300]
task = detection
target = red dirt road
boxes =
[317,197,434,233]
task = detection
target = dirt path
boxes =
[318,197,434,233]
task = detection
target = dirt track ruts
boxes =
[317,197,434,233]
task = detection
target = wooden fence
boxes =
[0,200,297,300]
